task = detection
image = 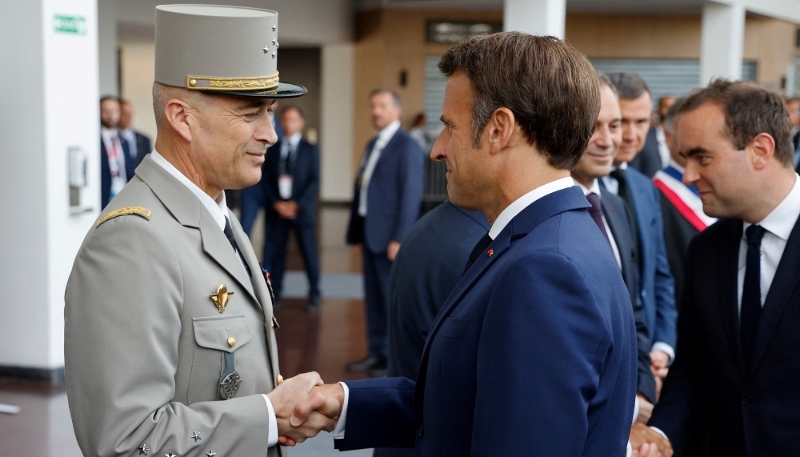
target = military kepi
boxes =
[155,4,306,98]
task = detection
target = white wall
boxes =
[0,0,99,370]
[320,44,355,202]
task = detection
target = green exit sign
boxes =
[53,14,87,35]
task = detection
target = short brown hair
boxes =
[438,32,600,169]
[607,72,650,101]
[677,79,793,167]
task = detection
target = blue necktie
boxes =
[740,224,766,361]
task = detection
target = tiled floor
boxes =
[0,206,376,457]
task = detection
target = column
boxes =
[97,0,118,96]
[320,43,355,202]
[504,0,566,39]
[700,1,746,85]
[0,0,99,380]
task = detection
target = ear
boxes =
[749,132,776,171]
[485,107,516,154]
[164,98,195,143]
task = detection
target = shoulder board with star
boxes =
[96,206,152,228]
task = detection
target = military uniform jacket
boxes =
[65,155,282,457]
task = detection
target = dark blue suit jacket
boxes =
[100,135,134,209]
[626,168,677,350]
[262,138,320,224]
[131,130,151,168]
[601,189,656,403]
[650,215,800,456]
[336,187,637,456]
[346,129,425,253]
[629,127,662,179]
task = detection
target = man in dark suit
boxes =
[633,96,676,179]
[374,200,488,456]
[290,33,638,456]
[571,72,657,426]
[606,72,678,383]
[262,106,321,310]
[345,89,425,374]
[99,96,134,209]
[239,109,284,235]
[652,98,716,311]
[632,80,800,456]
[118,99,152,167]
[784,96,800,173]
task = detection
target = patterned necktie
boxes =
[740,224,766,362]
[463,233,492,276]
[586,193,609,243]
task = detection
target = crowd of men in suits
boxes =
[99,96,151,209]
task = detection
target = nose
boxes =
[430,130,446,162]
[256,114,278,146]
[683,160,699,186]
[593,126,611,148]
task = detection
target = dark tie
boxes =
[740,224,766,361]
[609,168,639,266]
[463,233,492,276]
[585,193,609,243]
[224,217,251,277]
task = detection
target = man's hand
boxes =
[387,241,401,261]
[266,372,336,446]
[636,393,654,424]
[650,350,670,379]
[632,442,662,457]
[279,383,345,446]
[630,423,673,457]
[273,201,298,219]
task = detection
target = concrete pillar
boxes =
[504,0,566,39]
[320,43,355,202]
[700,1,746,85]
[0,0,99,380]
[97,0,118,96]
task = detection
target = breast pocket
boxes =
[188,314,253,403]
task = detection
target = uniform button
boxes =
[277,374,284,385]
[417,424,424,438]
[227,336,236,347]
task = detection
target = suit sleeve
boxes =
[333,377,417,450]
[648,239,709,453]
[65,216,270,457]
[471,253,625,456]
[649,185,678,351]
[390,139,424,244]
[295,143,320,206]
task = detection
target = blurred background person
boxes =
[99,95,133,209]
[606,72,677,384]
[345,88,424,376]
[408,112,435,153]
[117,98,151,168]
[262,106,321,311]
[785,96,800,172]
[640,95,677,178]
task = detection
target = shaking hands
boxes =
[266,372,345,446]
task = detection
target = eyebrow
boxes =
[679,146,710,158]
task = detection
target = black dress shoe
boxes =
[306,296,321,313]
[346,356,387,372]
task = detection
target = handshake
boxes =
[265,372,345,446]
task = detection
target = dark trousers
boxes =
[362,249,392,361]
[240,184,264,236]
[263,213,320,299]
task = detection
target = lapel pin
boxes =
[487,249,494,257]
[210,284,234,313]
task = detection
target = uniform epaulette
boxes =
[96,207,152,228]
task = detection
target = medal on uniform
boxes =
[218,351,242,400]
[261,266,276,302]
[209,284,234,313]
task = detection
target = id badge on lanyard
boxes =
[278,175,293,200]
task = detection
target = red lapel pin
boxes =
[487,249,494,257]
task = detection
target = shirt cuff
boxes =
[333,382,350,439]
[651,341,675,364]
[650,426,669,441]
[632,394,640,424]
[626,440,632,457]
[262,394,278,447]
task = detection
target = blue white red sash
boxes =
[653,168,716,232]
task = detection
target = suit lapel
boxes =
[747,215,800,375]
[717,220,746,379]
[136,155,259,304]
[413,186,590,414]
[600,190,634,274]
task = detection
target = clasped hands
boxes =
[265,372,344,446]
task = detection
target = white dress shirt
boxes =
[358,120,401,216]
[101,126,128,196]
[150,150,280,448]
[334,176,576,441]
[737,174,800,310]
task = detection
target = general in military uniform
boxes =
[65,5,333,456]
